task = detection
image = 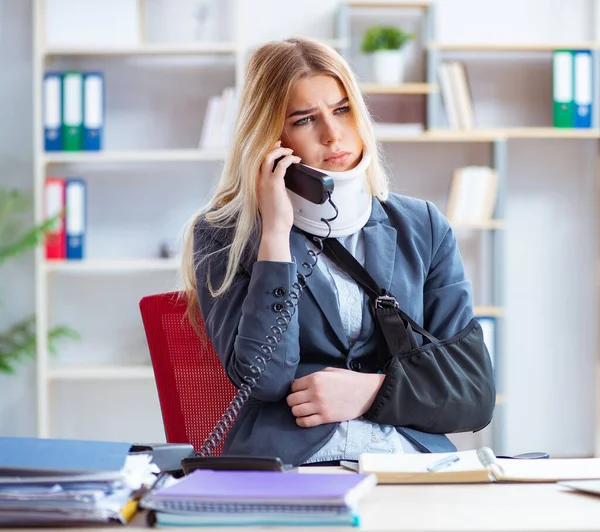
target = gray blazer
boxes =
[194,194,477,466]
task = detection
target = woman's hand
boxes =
[286,367,386,428]
[257,141,301,235]
[257,141,301,262]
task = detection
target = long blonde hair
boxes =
[181,37,389,325]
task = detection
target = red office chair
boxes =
[139,291,236,455]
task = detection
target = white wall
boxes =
[0,0,597,457]
[0,0,37,436]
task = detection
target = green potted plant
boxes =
[0,186,77,373]
[361,25,415,84]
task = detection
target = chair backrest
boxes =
[139,291,236,455]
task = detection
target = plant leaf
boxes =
[0,316,79,374]
[0,216,58,266]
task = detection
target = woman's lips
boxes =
[324,152,351,165]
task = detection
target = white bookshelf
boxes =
[32,0,242,438]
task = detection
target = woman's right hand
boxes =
[257,141,301,236]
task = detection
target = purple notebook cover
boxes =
[156,470,375,504]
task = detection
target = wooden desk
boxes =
[4,476,600,531]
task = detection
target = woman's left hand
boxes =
[286,368,385,428]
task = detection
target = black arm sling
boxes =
[304,230,496,433]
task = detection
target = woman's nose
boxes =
[321,117,341,145]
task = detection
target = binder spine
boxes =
[83,72,104,150]
[573,50,593,128]
[62,72,83,151]
[65,179,86,260]
[43,72,62,151]
[553,50,574,128]
[44,178,66,260]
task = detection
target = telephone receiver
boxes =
[273,156,334,205]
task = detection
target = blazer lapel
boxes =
[362,202,397,295]
[290,229,349,350]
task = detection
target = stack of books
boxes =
[198,86,238,150]
[445,165,498,226]
[0,437,158,527]
[438,61,475,130]
[142,469,377,527]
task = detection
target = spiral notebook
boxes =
[356,448,600,484]
[144,470,376,527]
[148,469,376,509]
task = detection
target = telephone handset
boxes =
[180,158,338,474]
[276,157,334,205]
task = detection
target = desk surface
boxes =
[4,471,600,531]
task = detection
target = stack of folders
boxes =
[141,469,377,527]
[0,437,158,527]
[552,50,593,128]
[44,177,87,260]
[43,71,104,151]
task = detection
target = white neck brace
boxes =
[287,151,372,238]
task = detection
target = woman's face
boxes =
[281,74,364,172]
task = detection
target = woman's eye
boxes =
[335,105,350,114]
[293,116,313,126]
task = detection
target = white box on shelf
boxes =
[44,0,141,48]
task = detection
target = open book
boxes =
[351,448,600,484]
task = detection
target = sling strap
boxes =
[304,232,437,369]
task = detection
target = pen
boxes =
[426,454,460,472]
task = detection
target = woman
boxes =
[181,37,495,467]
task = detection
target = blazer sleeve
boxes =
[422,200,475,336]
[363,201,495,433]
[194,221,301,402]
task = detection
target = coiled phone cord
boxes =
[197,195,338,457]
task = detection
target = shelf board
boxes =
[43,149,226,164]
[348,1,431,9]
[498,127,600,139]
[48,366,155,381]
[43,258,179,274]
[383,128,600,143]
[43,42,238,57]
[452,220,505,230]
[429,42,597,52]
[474,306,504,318]
[376,130,500,142]
[360,82,438,94]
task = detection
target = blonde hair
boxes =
[181,37,389,326]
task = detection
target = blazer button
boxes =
[350,360,362,371]
[273,287,286,298]
[272,302,285,312]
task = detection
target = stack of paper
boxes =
[0,437,158,526]
[142,469,377,527]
